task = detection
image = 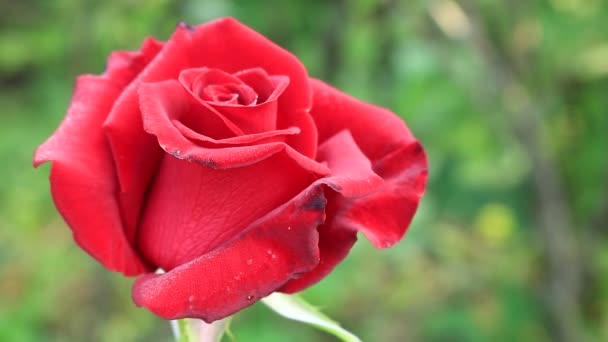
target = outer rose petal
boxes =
[33,75,150,275]
[281,84,429,292]
[105,38,164,85]
[309,78,417,161]
[103,24,194,244]
[279,194,358,294]
[309,78,427,247]
[335,141,428,248]
[280,131,381,292]
[132,185,326,322]
[133,131,383,321]
[280,143,427,293]
[137,151,322,271]
[33,38,162,275]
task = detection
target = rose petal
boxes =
[205,76,289,133]
[180,67,290,134]
[287,143,428,291]
[105,38,164,85]
[139,79,330,175]
[33,37,161,275]
[279,131,383,292]
[103,24,194,244]
[137,148,322,271]
[188,18,317,158]
[333,141,428,248]
[208,96,279,134]
[204,84,257,105]
[279,197,358,294]
[186,68,258,105]
[173,120,300,147]
[33,75,149,276]
[315,130,384,197]
[189,18,310,113]
[140,80,240,141]
[283,108,319,161]
[132,185,326,322]
[308,79,428,247]
[309,78,418,162]
[281,80,428,293]
[234,68,284,102]
[188,68,245,91]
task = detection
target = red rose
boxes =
[34,18,428,322]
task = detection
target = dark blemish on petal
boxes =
[327,182,342,191]
[169,150,182,159]
[303,195,326,211]
[178,22,195,32]
[202,158,218,168]
[193,156,218,168]
[290,271,307,279]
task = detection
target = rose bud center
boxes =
[178,67,291,134]
[203,83,258,106]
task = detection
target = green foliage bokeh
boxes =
[1,0,607,341]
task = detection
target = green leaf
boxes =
[261,293,362,342]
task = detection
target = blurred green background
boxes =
[1,0,607,341]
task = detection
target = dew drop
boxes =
[188,295,195,303]
[246,295,254,301]
[246,259,253,265]
[287,226,292,231]
[266,249,273,255]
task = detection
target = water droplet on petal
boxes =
[246,295,254,300]
[246,259,253,265]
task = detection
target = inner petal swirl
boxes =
[203,83,258,105]
[178,67,291,134]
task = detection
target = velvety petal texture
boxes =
[186,18,318,158]
[136,152,322,271]
[36,17,428,324]
[133,185,326,321]
[280,79,429,293]
[138,79,329,174]
[34,38,163,275]
[307,79,428,248]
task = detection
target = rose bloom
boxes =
[34,18,428,322]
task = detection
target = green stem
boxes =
[171,317,231,342]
